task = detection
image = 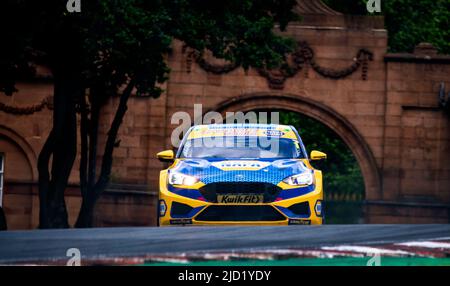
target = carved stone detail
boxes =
[0,96,53,115]
[184,47,239,74]
[185,41,374,90]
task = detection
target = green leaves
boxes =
[383,0,450,54]
[325,0,450,54]
[166,0,297,70]
[279,111,365,201]
[2,0,298,98]
[82,0,298,97]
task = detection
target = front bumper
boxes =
[158,179,323,226]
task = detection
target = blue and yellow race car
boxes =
[156,124,326,226]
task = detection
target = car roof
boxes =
[192,123,293,129]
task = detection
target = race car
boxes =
[156,124,327,226]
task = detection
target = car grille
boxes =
[288,202,310,216]
[171,202,194,217]
[199,182,281,203]
[195,205,286,222]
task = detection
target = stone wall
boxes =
[372,48,450,222]
[2,185,156,229]
[1,1,449,229]
[382,53,450,203]
[99,14,389,199]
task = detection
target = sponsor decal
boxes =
[288,219,311,225]
[194,128,260,137]
[217,194,264,204]
[265,130,285,137]
[211,160,270,171]
[159,200,167,216]
[315,200,323,217]
[188,127,295,139]
[170,218,193,225]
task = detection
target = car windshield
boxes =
[179,136,302,159]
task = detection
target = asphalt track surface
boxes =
[0,225,449,263]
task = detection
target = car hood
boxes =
[171,158,311,185]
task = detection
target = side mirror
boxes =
[157,150,175,162]
[310,150,327,161]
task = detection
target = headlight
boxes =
[283,172,314,186]
[168,172,199,186]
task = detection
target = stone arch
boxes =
[209,92,381,200]
[0,125,37,181]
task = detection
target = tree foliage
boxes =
[323,0,450,54]
[0,0,298,228]
[279,111,365,201]
[383,0,450,54]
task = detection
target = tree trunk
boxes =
[75,198,96,228]
[38,73,81,228]
[79,92,89,199]
[37,14,83,228]
[76,91,93,228]
[75,80,135,228]
[88,100,100,189]
[37,128,55,229]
